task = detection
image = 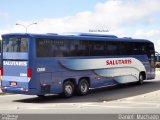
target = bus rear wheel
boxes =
[77,79,89,96]
[63,81,74,98]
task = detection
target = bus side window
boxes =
[89,41,106,56]
[36,39,52,57]
[118,42,133,55]
[70,40,89,56]
[106,41,119,56]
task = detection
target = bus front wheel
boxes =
[63,81,75,98]
[137,73,144,85]
[77,79,89,96]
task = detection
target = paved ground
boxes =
[0,72,160,114]
[0,80,160,114]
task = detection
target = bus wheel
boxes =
[137,73,144,85]
[63,81,74,98]
[77,79,89,96]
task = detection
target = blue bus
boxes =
[0,33,155,97]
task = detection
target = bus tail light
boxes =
[27,68,32,78]
[20,88,28,91]
[0,67,3,76]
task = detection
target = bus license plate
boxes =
[11,82,17,86]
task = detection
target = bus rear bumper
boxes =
[1,87,39,95]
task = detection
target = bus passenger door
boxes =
[148,53,155,79]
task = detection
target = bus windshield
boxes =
[3,37,28,52]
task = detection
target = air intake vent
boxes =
[61,32,117,38]
[78,33,117,38]
[47,33,58,35]
[123,37,132,39]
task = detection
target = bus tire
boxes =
[77,79,89,96]
[63,81,74,98]
[137,73,144,85]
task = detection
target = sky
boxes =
[0,0,160,52]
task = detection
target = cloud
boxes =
[2,0,160,33]
[24,0,160,33]
[1,0,160,51]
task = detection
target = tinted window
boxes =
[3,37,28,52]
[36,38,154,57]
[52,39,70,57]
[106,42,119,55]
[132,42,145,55]
[89,41,106,56]
[36,39,52,57]
[118,42,133,55]
[36,39,89,57]
[70,40,89,56]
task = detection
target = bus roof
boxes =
[1,33,153,43]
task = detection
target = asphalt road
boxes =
[0,79,160,114]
